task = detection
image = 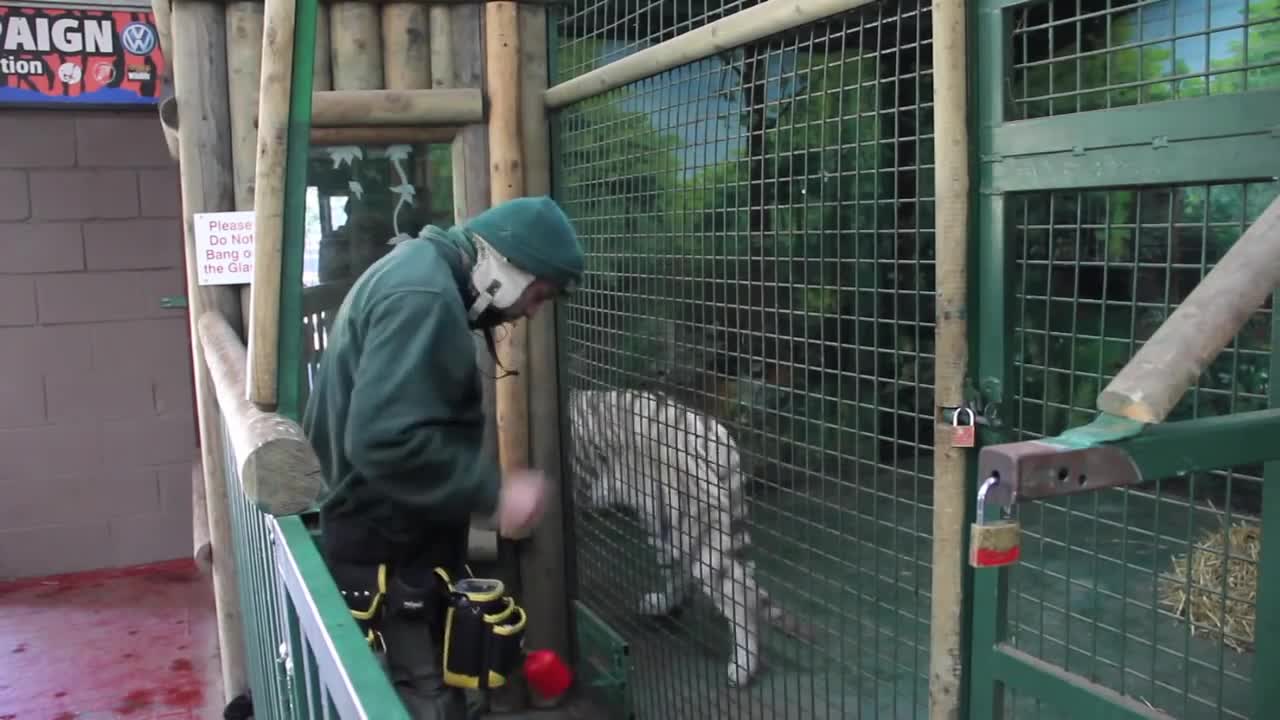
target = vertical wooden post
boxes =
[313,5,333,91]
[517,2,571,698]
[381,0,431,203]
[485,4,530,709]
[192,460,213,572]
[485,1,528,491]
[428,6,453,90]
[170,0,247,702]
[246,0,299,408]
[929,0,971,718]
[448,4,503,568]
[330,2,384,91]
[381,3,431,90]
[449,3,488,226]
[225,1,264,334]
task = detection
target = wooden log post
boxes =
[151,0,179,160]
[330,2,384,91]
[193,460,213,573]
[486,1,527,486]
[445,3,501,565]
[518,1,572,700]
[446,4,487,226]
[200,312,327,516]
[151,0,173,77]
[313,3,333,91]
[1097,193,1280,424]
[225,1,264,335]
[246,0,300,409]
[170,0,248,702]
[381,2,431,90]
[928,0,970,718]
[428,5,453,90]
[485,4,530,709]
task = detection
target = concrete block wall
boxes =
[0,109,197,580]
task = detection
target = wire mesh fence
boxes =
[985,0,1279,716]
[552,1,938,717]
[1001,179,1277,720]
[1007,0,1280,119]
[554,0,770,82]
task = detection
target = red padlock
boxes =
[951,407,976,448]
[524,649,574,700]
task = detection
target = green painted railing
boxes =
[221,434,411,720]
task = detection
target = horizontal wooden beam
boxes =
[310,125,459,145]
[1097,192,1280,424]
[544,0,875,109]
[311,88,484,127]
[198,311,327,517]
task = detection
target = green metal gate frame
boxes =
[966,0,1280,717]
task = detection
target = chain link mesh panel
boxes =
[553,1,937,716]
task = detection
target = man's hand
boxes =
[495,469,548,539]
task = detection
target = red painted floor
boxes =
[0,559,224,720]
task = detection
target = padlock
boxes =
[951,407,976,448]
[968,476,1020,568]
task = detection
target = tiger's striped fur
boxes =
[567,387,807,687]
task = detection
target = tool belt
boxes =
[433,568,527,690]
[331,560,527,691]
[331,561,391,653]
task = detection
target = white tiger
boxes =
[567,387,809,687]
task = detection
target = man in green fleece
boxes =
[302,196,585,719]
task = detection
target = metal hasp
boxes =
[978,408,1280,505]
[977,440,1142,504]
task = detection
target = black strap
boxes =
[482,326,519,381]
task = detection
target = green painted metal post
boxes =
[1255,289,1280,717]
[968,1,1012,717]
[276,0,317,423]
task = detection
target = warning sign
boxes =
[194,211,255,286]
[0,5,166,106]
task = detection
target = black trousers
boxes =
[322,519,474,720]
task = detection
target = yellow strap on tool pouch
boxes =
[434,568,528,690]
[345,563,388,652]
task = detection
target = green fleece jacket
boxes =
[302,230,500,551]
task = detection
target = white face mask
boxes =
[467,234,536,322]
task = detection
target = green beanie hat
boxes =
[462,196,585,293]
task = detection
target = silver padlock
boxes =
[968,476,1020,568]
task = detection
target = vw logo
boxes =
[120,22,157,56]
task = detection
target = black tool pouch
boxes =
[329,561,389,652]
[433,569,528,690]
